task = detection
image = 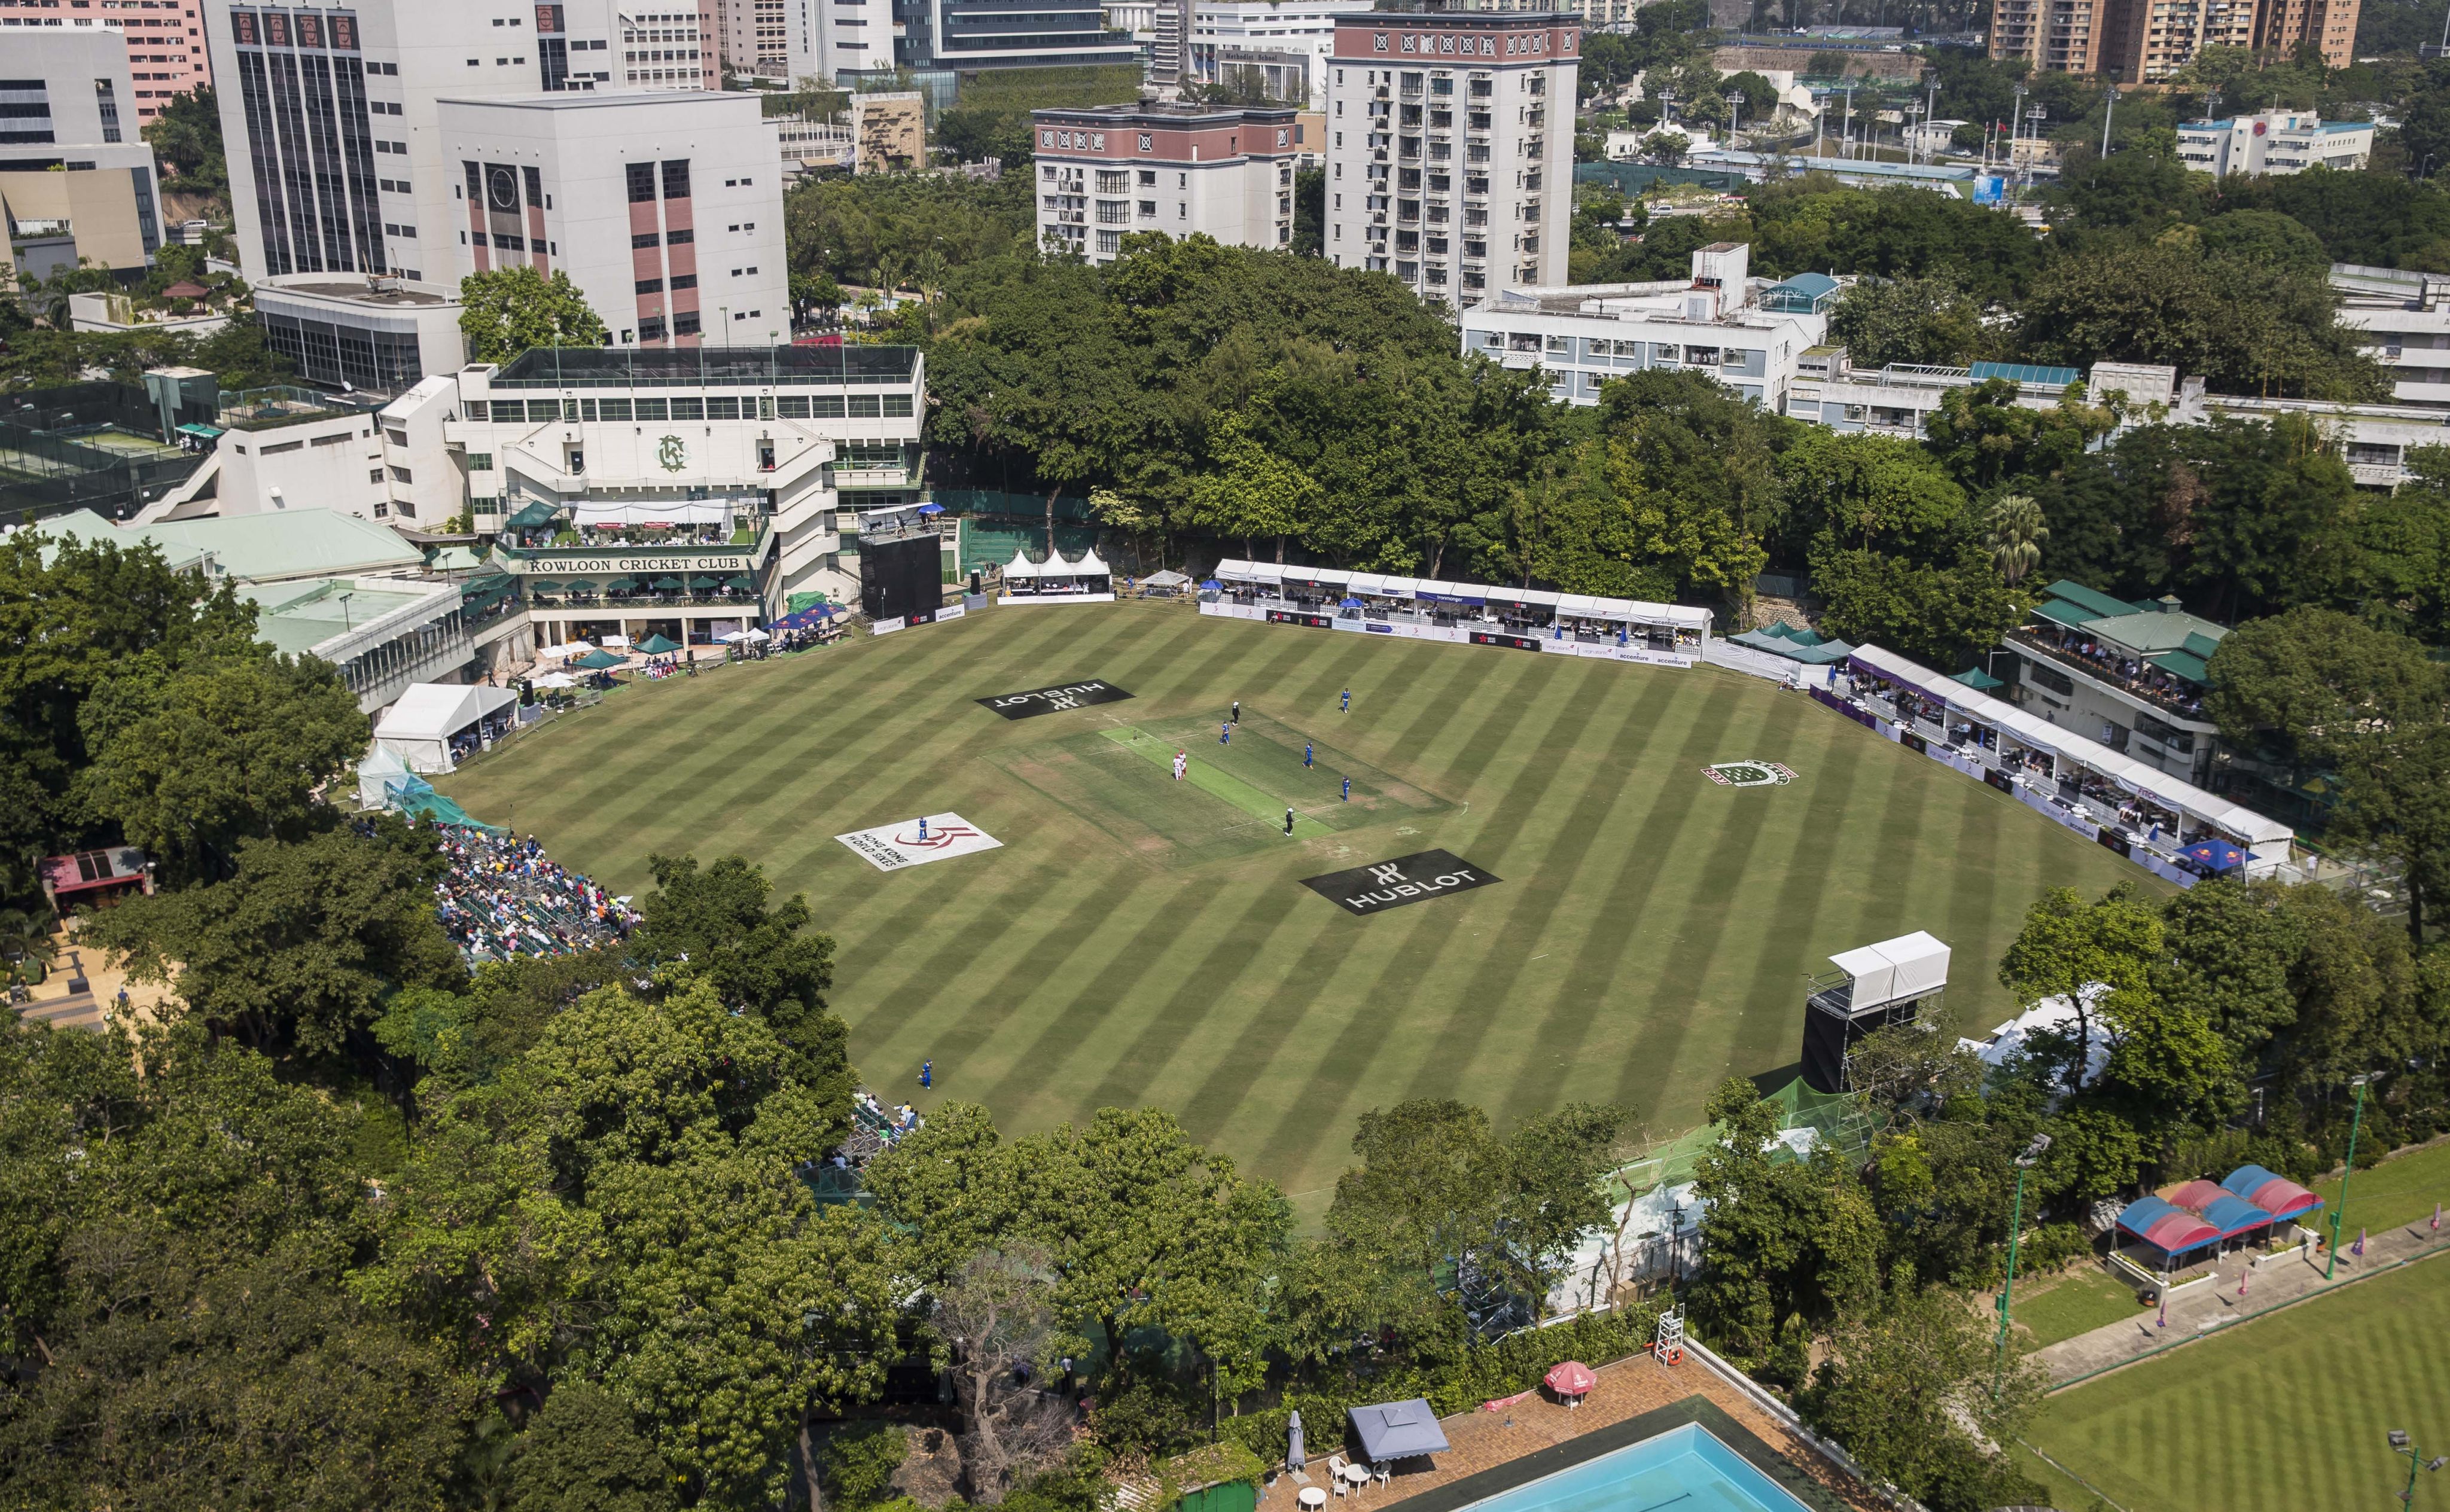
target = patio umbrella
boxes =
[531,671,579,689]
[571,649,627,670]
[739,627,772,642]
[1200,578,1223,590]
[2181,841,2254,873]
[636,633,683,654]
[1287,1410,1305,1472]
[650,575,684,591]
[1544,1361,1596,1398]
[916,502,944,514]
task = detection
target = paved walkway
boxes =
[2036,1216,2450,1387]
[1251,1352,1886,1512]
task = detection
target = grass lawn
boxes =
[2313,1138,2450,1240]
[444,601,2154,1217]
[2013,1266,2147,1352]
[2018,1255,2450,1512]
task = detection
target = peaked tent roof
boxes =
[373,682,522,743]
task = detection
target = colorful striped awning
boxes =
[2117,1196,2222,1255]
[2222,1165,2323,1221]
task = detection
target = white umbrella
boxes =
[535,641,594,661]
[532,671,579,689]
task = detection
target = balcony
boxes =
[2007,627,2216,724]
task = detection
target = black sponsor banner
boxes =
[1267,609,1337,629]
[1984,768,2015,794]
[1470,630,1544,651]
[1899,729,1928,755]
[977,679,1135,720]
[2096,829,2131,858]
[1303,849,1500,916]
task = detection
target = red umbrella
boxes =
[1544,1361,1596,1397]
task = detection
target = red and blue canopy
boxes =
[2222,1165,2323,1221]
[2117,1197,2222,1255]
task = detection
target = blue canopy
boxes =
[916,502,945,514]
[1347,1400,1450,1463]
[1200,579,1222,590]
[2181,841,2254,873]
[1340,596,1364,608]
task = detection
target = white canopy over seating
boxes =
[373,683,523,773]
[1212,560,1711,632]
[356,742,413,807]
[1845,643,2292,851]
[568,498,730,527]
[1002,550,1042,581]
[1072,548,1111,576]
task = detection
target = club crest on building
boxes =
[657,435,688,472]
[1704,760,1795,788]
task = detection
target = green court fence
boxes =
[1605,1076,1873,1202]
[1574,162,1752,197]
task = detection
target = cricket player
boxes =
[1342,776,1351,802]
[1220,721,1231,745]
[918,816,929,842]
[1232,699,1241,725]
[1173,749,1188,781]
[1304,742,1314,768]
[1284,807,1296,836]
[1341,688,1350,712]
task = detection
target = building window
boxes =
[660,158,690,198]
[627,161,656,202]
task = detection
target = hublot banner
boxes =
[1303,850,1499,916]
[1470,630,1545,651]
[977,679,1136,720]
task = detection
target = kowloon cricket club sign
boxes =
[1303,850,1499,916]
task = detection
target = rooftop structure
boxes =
[1459,242,1834,409]
[2177,111,2372,178]
[253,275,470,397]
[2004,579,2229,785]
[36,504,426,581]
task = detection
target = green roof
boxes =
[2087,607,2229,659]
[34,507,420,583]
[2034,598,2105,630]
[237,577,452,656]
[2150,648,2213,684]
[2037,579,2140,620]
[2180,630,2223,660]
[1950,667,2005,690]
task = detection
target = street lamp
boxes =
[1994,1132,2052,1401]
[2328,1073,2373,1280]
[2391,1431,2447,1507]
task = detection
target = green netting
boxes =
[388,776,509,835]
[1604,1074,1875,1201]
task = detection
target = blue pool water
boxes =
[1454,1423,1812,1512]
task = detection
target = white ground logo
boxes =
[1703,760,1796,788]
[835,813,1004,871]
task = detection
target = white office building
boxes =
[434,90,787,349]
[206,0,717,288]
[253,273,468,395]
[1459,243,1834,409]
[2332,263,2450,411]
[2175,110,2372,178]
[1033,102,1302,263]
[1188,0,1377,111]
[1323,9,1579,305]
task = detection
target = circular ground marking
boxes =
[1703,760,1796,787]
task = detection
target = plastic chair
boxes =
[1326,1457,1348,1498]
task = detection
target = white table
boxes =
[1342,1465,1373,1490]
[1297,1487,1327,1509]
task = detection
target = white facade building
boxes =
[206,0,718,289]
[1459,244,1834,409]
[2175,110,2373,178]
[372,343,925,617]
[0,0,212,124]
[434,90,787,349]
[1324,10,1579,305]
[0,31,164,276]
[1032,102,1301,263]
[254,274,468,395]
[1188,0,1377,111]
[2333,263,2450,411]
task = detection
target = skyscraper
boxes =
[1322,9,1577,307]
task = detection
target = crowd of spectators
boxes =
[432,828,638,967]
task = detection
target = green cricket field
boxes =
[443,600,2155,1215]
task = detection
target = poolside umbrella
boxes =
[1544,1361,1596,1400]
[636,633,683,655]
[571,649,627,670]
[1287,1410,1305,1473]
[2181,841,2254,873]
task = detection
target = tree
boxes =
[509,1384,679,1512]
[79,648,370,883]
[632,852,851,1108]
[1810,547,2022,670]
[863,1099,1025,1288]
[459,267,608,363]
[1983,493,2047,586]
[2202,607,2445,763]
[934,1248,1069,1503]
[1800,1283,2047,1512]
[1996,885,2163,1094]
[1638,130,1690,166]
[1827,274,1985,368]
[141,84,228,195]
[1190,414,1319,563]
[1293,166,1326,257]
[84,820,464,1056]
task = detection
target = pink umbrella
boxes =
[1544,1361,1596,1398]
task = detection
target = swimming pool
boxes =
[1452,1422,1814,1512]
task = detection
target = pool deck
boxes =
[1256,1352,1887,1512]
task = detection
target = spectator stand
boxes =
[425,825,638,970]
[1202,561,1709,667]
[999,548,1116,603]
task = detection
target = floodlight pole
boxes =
[2327,1074,2372,1280]
[1994,1132,2051,1403]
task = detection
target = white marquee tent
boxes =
[372,682,523,773]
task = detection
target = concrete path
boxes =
[2036,1217,2450,1388]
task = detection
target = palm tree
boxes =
[0,906,59,989]
[1985,493,2048,586]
